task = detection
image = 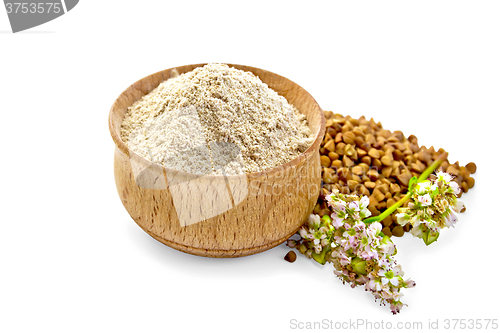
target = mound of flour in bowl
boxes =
[121,64,314,175]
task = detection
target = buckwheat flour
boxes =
[121,64,313,175]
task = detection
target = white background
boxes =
[1,1,499,332]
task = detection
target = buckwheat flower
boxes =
[445,211,458,228]
[359,234,372,252]
[331,216,344,228]
[410,223,424,238]
[393,265,403,276]
[397,171,465,245]
[319,225,329,233]
[356,275,369,285]
[453,201,465,213]
[380,286,398,300]
[418,194,432,206]
[396,213,409,226]
[354,221,365,233]
[325,192,336,207]
[367,222,382,239]
[328,196,346,214]
[449,181,461,195]
[416,181,432,194]
[425,219,437,230]
[403,279,416,288]
[360,249,379,261]
[338,252,351,266]
[333,269,344,277]
[308,214,321,228]
[349,201,360,211]
[358,196,371,218]
[360,195,370,209]
[378,258,390,269]
[343,227,358,245]
[379,235,395,255]
[378,268,400,286]
[390,302,404,315]
[339,237,352,251]
[366,279,382,292]
[307,229,314,240]
[324,193,334,205]
[331,202,347,227]
[315,230,327,240]
[436,170,453,183]
[287,190,415,314]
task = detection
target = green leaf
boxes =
[381,234,392,245]
[422,230,440,246]
[312,245,331,265]
[352,257,367,275]
[408,176,418,192]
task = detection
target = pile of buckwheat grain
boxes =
[316,111,476,237]
[121,64,313,175]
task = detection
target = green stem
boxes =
[364,193,411,223]
[363,152,448,224]
[416,152,448,183]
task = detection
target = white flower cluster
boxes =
[288,190,415,314]
[396,170,465,245]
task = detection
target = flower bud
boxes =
[379,235,396,255]
[396,213,409,226]
[422,229,440,246]
[453,201,466,213]
[352,257,367,275]
[312,249,327,265]
[308,214,321,228]
[321,214,332,225]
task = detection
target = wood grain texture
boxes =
[109,64,325,257]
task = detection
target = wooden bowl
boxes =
[109,64,325,257]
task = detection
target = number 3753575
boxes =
[444,319,498,330]
[5,3,62,14]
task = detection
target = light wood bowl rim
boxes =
[108,63,326,179]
